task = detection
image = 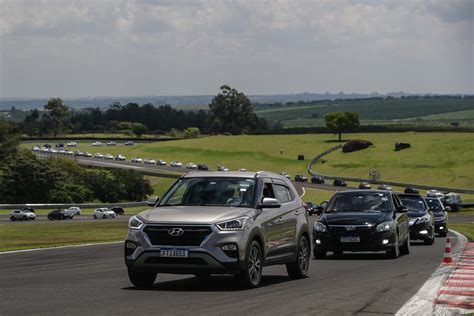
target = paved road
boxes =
[0,213,132,224]
[0,216,455,315]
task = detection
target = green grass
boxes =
[0,206,149,215]
[301,188,336,204]
[145,176,177,197]
[0,221,128,252]
[450,223,474,241]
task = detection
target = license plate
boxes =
[160,248,188,258]
[340,236,360,243]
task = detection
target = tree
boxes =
[324,112,360,141]
[208,85,259,135]
[0,121,19,162]
[132,123,147,137]
[44,98,70,136]
[184,127,200,138]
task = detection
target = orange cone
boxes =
[442,237,454,265]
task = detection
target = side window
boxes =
[286,187,295,201]
[262,182,275,199]
[274,184,290,203]
[392,195,401,210]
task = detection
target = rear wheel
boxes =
[103,215,106,219]
[93,214,97,219]
[10,216,15,221]
[236,240,263,288]
[22,216,27,221]
[128,269,156,288]
[286,235,310,279]
[48,216,52,220]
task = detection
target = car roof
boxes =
[396,193,422,198]
[334,189,392,195]
[182,171,285,180]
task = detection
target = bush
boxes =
[184,127,200,138]
[342,140,373,153]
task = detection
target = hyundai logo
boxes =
[345,225,355,231]
[168,228,184,236]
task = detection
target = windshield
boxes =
[425,198,444,214]
[399,196,427,215]
[159,177,256,207]
[326,192,391,213]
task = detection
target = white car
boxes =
[67,207,81,215]
[427,190,444,199]
[131,157,143,163]
[239,168,247,172]
[115,154,126,161]
[32,146,40,152]
[92,141,102,146]
[125,141,134,146]
[170,161,183,167]
[93,208,116,219]
[10,209,36,221]
[95,153,104,158]
[157,160,167,165]
[217,165,230,172]
[67,141,77,147]
[84,152,92,157]
[145,159,156,164]
[106,141,116,146]
[186,163,197,169]
[104,154,114,160]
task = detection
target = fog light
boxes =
[315,239,321,244]
[419,230,428,235]
[440,226,444,230]
[382,239,389,245]
[222,244,237,251]
[126,242,137,249]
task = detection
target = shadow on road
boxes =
[122,275,291,292]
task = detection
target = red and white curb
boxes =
[396,230,468,316]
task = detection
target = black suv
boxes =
[397,194,435,245]
[313,190,410,259]
[311,176,325,184]
[333,179,347,187]
[48,209,69,220]
[197,164,209,171]
[425,196,448,237]
[111,207,125,215]
[294,175,308,182]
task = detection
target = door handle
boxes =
[278,217,284,223]
[295,210,300,215]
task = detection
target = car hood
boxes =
[322,212,391,226]
[138,206,253,224]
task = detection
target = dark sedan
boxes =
[47,209,70,220]
[305,201,318,216]
[313,190,410,259]
[111,207,125,215]
[197,164,209,171]
[359,182,371,189]
[333,179,347,187]
[311,176,325,184]
[294,175,308,182]
[425,196,448,237]
[397,194,435,245]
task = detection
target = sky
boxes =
[0,0,472,98]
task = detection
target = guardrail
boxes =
[0,201,147,210]
[307,144,474,195]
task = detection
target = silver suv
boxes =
[125,171,310,288]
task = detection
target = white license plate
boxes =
[160,248,188,258]
[340,236,360,243]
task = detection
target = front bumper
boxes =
[409,221,432,240]
[435,220,448,233]
[313,230,396,253]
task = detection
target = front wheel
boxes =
[93,215,97,219]
[400,234,410,255]
[440,229,447,238]
[236,240,263,288]
[22,216,27,221]
[10,216,15,221]
[128,269,156,288]
[386,234,400,259]
[286,235,310,279]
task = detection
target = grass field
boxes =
[145,176,177,197]
[0,221,128,252]
[450,224,474,242]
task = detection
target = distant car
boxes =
[425,196,448,237]
[124,141,134,146]
[144,159,156,165]
[48,209,73,220]
[311,176,325,184]
[397,193,435,245]
[67,207,81,215]
[170,161,183,167]
[404,187,419,194]
[93,208,116,219]
[217,165,229,172]
[333,179,347,187]
[377,184,392,191]
[66,141,77,147]
[279,172,291,180]
[131,157,143,163]
[304,201,318,216]
[94,153,104,159]
[443,193,462,212]
[106,141,116,146]
[294,175,308,182]
[157,160,167,165]
[427,190,444,199]
[10,209,36,221]
[359,182,371,189]
[44,144,52,148]
[104,154,114,160]
[115,154,126,161]
[110,207,125,215]
[92,141,102,146]
[55,143,64,148]
[186,163,198,169]
[197,163,208,170]
[239,168,247,172]
[84,152,92,157]
[32,145,40,152]
[21,207,35,213]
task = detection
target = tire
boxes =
[61,215,65,220]
[400,234,410,255]
[22,216,27,221]
[386,234,400,259]
[424,229,435,245]
[93,215,97,219]
[440,229,447,238]
[313,250,326,259]
[48,216,52,220]
[10,216,15,221]
[286,235,310,279]
[127,269,156,288]
[236,240,263,288]
[103,215,106,219]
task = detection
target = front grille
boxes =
[144,257,207,265]
[328,225,373,234]
[143,225,212,246]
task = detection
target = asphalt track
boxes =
[0,214,456,315]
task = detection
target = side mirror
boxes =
[397,206,408,213]
[147,197,159,207]
[259,198,281,209]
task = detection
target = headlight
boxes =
[376,221,393,232]
[418,214,431,223]
[128,216,144,230]
[314,222,327,232]
[216,217,248,231]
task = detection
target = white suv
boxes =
[67,207,81,215]
[94,208,116,219]
[10,209,36,221]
